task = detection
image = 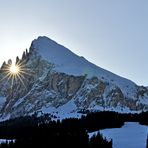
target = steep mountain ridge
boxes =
[31,37,138,98]
[0,36,148,120]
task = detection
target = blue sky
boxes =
[0,0,147,85]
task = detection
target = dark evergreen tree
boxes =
[89,132,112,148]
[0,113,115,148]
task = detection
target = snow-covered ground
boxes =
[89,122,148,148]
[39,99,82,120]
[0,139,15,144]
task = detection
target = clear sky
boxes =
[0,0,147,86]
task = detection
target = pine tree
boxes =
[89,132,112,148]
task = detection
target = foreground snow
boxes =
[100,122,148,148]
[0,139,15,144]
[88,122,148,148]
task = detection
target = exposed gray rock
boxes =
[0,37,148,119]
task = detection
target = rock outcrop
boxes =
[0,36,148,119]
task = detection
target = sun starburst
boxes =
[0,60,32,90]
[9,64,20,74]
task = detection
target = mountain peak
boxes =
[32,36,58,46]
[29,36,137,99]
[30,36,85,75]
[31,36,77,60]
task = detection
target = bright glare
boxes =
[9,64,20,74]
[0,60,31,90]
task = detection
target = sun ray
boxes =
[0,73,11,82]
[0,61,31,90]
[5,73,12,84]
[11,74,15,89]
[16,73,27,90]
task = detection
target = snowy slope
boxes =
[100,122,148,148]
[89,122,148,148]
[40,99,82,120]
[32,36,137,98]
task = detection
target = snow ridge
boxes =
[31,36,137,98]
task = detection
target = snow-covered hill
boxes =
[89,122,148,148]
[0,36,148,120]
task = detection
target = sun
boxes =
[9,64,20,74]
[0,60,32,90]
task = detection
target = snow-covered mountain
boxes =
[0,36,148,120]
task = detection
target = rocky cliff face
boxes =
[0,36,148,120]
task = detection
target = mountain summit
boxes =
[0,36,148,120]
[31,37,136,94]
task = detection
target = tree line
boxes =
[0,111,148,147]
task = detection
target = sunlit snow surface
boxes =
[101,122,148,148]
[89,122,148,148]
[32,36,138,98]
[40,99,82,120]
